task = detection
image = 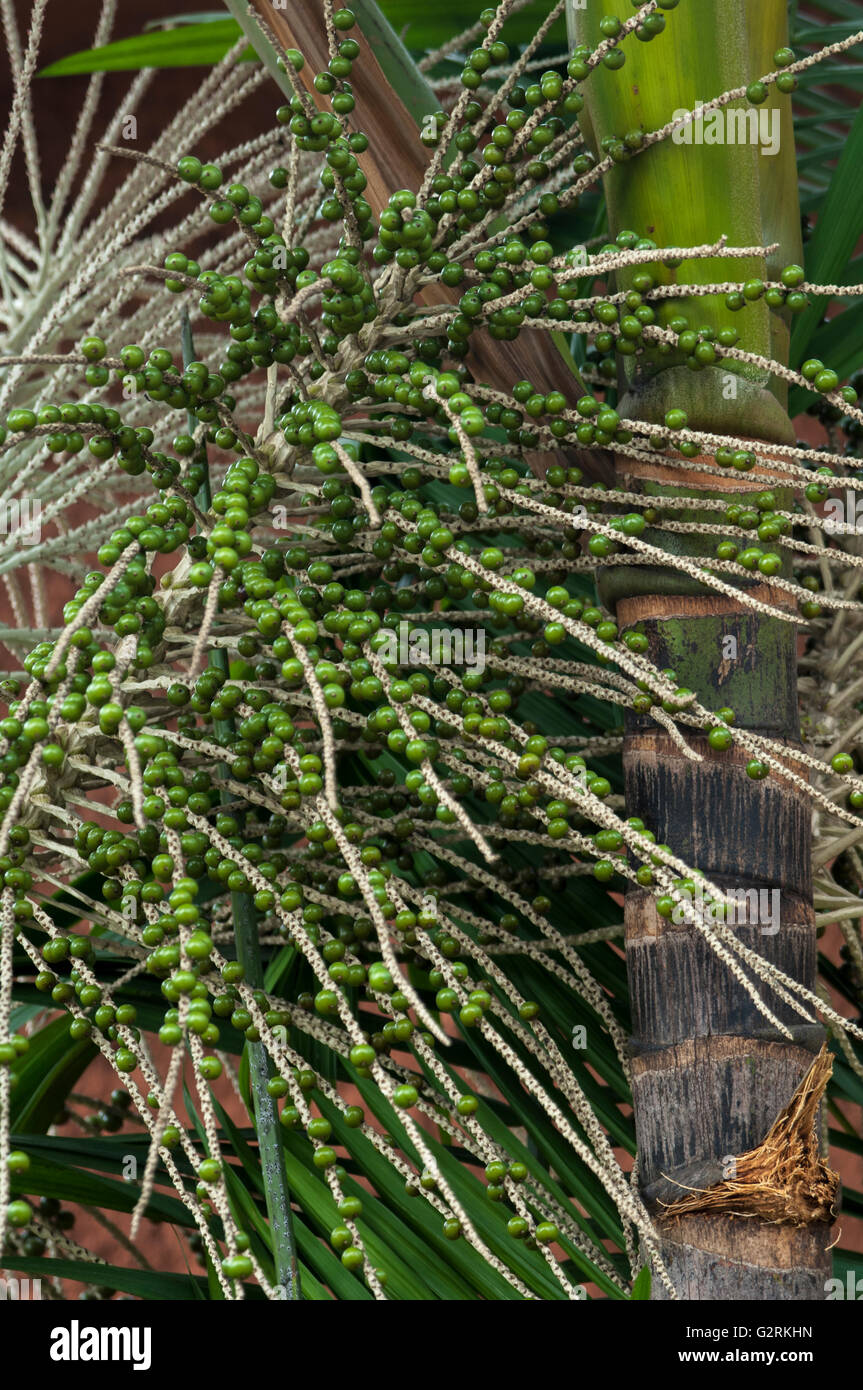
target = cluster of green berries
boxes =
[4,1,863,1281]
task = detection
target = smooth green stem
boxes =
[0,628,63,643]
[231,889,301,1300]
[567,0,802,434]
[182,311,301,1300]
[218,0,295,101]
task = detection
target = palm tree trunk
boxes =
[568,0,834,1298]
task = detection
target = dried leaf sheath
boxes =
[248,0,601,469]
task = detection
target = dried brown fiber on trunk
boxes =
[661,1045,839,1227]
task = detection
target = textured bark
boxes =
[611,461,835,1298]
[651,1217,831,1301]
[648,1046,837,1298]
